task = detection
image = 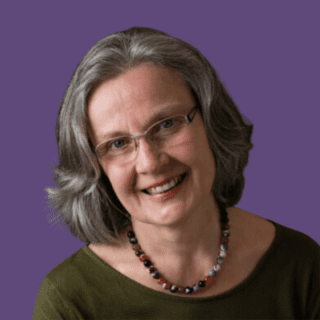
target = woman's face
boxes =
[88,64,216,227]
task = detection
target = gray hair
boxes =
[47,27,253,244]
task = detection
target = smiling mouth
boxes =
[143,173,187,195]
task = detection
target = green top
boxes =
[33,220,320,319]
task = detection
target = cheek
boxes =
[100,162,135,197]
[181,128,215,166]
[188,131,216,183]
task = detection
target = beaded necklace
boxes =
[127,203,230,295]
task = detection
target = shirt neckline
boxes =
[83,219,282,303]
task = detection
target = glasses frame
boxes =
[95,105,199,158]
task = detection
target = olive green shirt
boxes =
[33,220,320,319]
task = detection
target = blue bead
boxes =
[193,285,199,292]
[209,269,216,277]
[216,257,224,264]
[221,243,228,251]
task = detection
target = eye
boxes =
[160,118,175,129]
[109,138,128,149]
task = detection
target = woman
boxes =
[33,27,319,319]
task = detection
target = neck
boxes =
[129,195,222,286]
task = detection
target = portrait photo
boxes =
[2,1,319,319]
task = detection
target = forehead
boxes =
[87,64,195,144]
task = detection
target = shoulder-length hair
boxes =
[47,26,254,244]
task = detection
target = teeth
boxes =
[145,175,183,195]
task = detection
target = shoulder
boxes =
[33,247,90,319]
[267,218,320,272]
[226,206,319,282]
[38,245,119,300]
[228,208,320,319]
[33,245,130,319]
[272,220,320,253]
[228,206,320,285]
[229,206,319,257]
[45,247,90,286]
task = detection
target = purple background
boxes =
[2,1,319,318]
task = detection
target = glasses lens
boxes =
[147,115,186,143]
[96,137,134,159]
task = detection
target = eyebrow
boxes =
[97,104,189,142]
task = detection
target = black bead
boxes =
[170,285,179,293]
[129,237,138,244]
[184,286,193,294]
[218,204,229,224]
[149,267,155,273]
[220,215,229,224]
[127,231,135,238]
[198,280,206,287]
[221,223,229,231]
[135,250,143,257]
[144,259,152,267]
[151,271,160,279]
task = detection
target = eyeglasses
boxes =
[95,105,199,162]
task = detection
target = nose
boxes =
[134,138,168,174]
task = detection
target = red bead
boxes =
[163,282,171,289]
[178,286,184,293]
[221,237,229,244]
[157,277,166,285]
[139,255,149,262]
[204,275,213,284]
[139,254,146,261]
